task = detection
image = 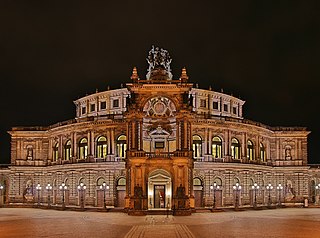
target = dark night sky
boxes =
[0,1,319,164]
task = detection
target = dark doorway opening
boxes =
[154,185,165,208]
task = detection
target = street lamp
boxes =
[46,183,52,207]
[99,182,109,210]
[251,183,260,209]
[233,183,241,210]
[77,182,86,210]
[315,184,320,205]
[276,184,283,207]
[210,182,220,209]
[36,184,42,206]
[0,184,4,207]
[59,183,67,209]
[266,184,273,208]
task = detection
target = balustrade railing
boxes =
[195,156,268,165]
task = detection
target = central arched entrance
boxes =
[148,169,172,210]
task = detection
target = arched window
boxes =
[231,138,240,159]
[192,135,202,158]
[79,138,88,160]
[118,177,126,186]
[97,177,105,186]
[212,136,222,158]
[250,178,255,186]
[247,140,254,160]
[117,135,127,159]
[260,143,265,162]
[213,177,222,186]
[193,178,202,186]
[53,142,59,161]
[96,136,107,158]
[64,140,72,160]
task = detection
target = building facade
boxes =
[0,47,319,213]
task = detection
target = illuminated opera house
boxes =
[0,46,319,214]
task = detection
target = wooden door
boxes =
[97,190,104,207]
[194,190,203,207]
[117,190,125,207]
[65,190,70,205]
[215,190,223,207]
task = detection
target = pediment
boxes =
[149,169,171,181]
[149,125,170,136]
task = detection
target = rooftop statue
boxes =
[146,45,173,80]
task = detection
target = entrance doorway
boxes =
[116,178,126,207]
[154,185,165,208]
[148,169,172,209]
[193,178,203,208]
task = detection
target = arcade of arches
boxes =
[0,47,319,214]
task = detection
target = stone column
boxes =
[208,129,212,155]
[48,139,52,162]
[224,130,228,156]
[132,121,136,150]
[204,128,208,155]
[176,120,180,150]
[91,131,95,157]
[107,130,111,155]
[242,133,246,159]
[59,136,63,160]
[276,139,280,161]
[73,132,77,160]
[111,128,115,155]
[208,94,211,115]
[184,166,189,195]
[87,131,91,156]
[184,120,188,150]
[266,139,270,163]
[187,122,191,150]
[96,97,99,116]
[256,136,260,160]
[139,121,143,151]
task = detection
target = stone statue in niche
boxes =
[285,180,295,201]
[285,146,292,160]
[23,180,34,202]
[134,184,143,198]
[183,93,193,107]
[126,92,136,108]
[189,94,193,107]
[133,184,143,210]
[177,184,186,198]
[176,184,187,209]
[183,93,189,104]
[27,147,33,160]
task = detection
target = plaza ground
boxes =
[0,208,320,237]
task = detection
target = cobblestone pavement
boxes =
[1,208,320,237]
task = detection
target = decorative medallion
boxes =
[143,97,176,117]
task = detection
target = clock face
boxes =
[143,97,176,117]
